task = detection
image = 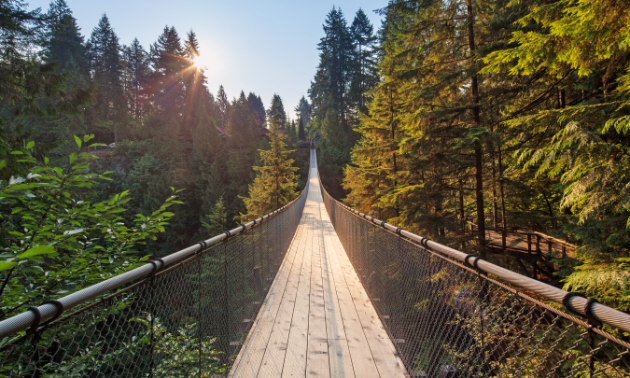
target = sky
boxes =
[25,0,386,119]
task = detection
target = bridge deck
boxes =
[229,152,408,378]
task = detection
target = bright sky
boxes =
[25,0,386,119]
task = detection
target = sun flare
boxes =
[192,55,208,69]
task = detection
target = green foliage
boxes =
[563,261,630,312]
[309,6,379,198]
[240,131,298,222]
[0,135,180,317]
[202,195,228,236]
[341,0,630,308]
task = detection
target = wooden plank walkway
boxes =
[229,151,408,378]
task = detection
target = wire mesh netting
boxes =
[321,184,630,378]
[0,188,307,378]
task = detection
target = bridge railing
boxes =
[320,178,630,377]
[467,220,577,259]
[0,182,308,377]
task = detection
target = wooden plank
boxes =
[232,153,407,377]
[326,224,409,378]
[305,210,330,377]
[319,204,355,378]
[281,201,315,377]
[318,202,380,378]
[256,201,312,377]
[229,218,306,378]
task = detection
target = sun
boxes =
[192,55,208,70]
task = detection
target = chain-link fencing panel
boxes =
[322,181,630,378]
[0,187,308,378]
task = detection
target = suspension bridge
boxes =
[1,149,629,377]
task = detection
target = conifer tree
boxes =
[288,119,297,143]
[123,38,149,123]
[35,0,91,144]
[182,30,205,140]
[309,7,355,129]
[87,14,124,142]
[241,130,298,221]
[350,8,378,113]
[202,195,228,236]
[217,85,229,128]
[298,114,306,141]
[267,94,287,130]
[45,0,87,73]
[148,25,186,136]
[247,92,266,127]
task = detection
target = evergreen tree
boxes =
[288,119,297,143]
[202,195,228,236]
[87,14,124,142]
[0,0,89,140]
[294,96,311,132]
[241,130,298,221]
[45,0,87,73]
[123,38,149,123]
[247,92,266,127]
[36,0,90,144]
[350,8,378,113]
[298,114,306,141]
[267,94,286,130]
[309,7,355,129]
[182,30,205,140]
[148,25,187,137]
[217,85,229,128]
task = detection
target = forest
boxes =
[1,0,630,333]
[308,1,630,313]
[0,0,307,319]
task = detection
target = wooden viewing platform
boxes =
[229,151,408,378]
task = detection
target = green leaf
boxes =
[26,141,35,150]
[69,153,77,164]
[19,245,55,259]
[74,136,82,149]
[63,228,84,236]
[0,160,6,170]
[0,261,17,271]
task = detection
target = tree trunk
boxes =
[459,177,466,250]
[498,143,508,261]
[467,0,486,258]
[491,146,498,229]
[542,191,556,229]
[390,82,399,217]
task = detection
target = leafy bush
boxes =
[0,135,181,319]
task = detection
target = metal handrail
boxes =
[318,176,630,335]
[0,183,309,340]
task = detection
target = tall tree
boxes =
[217,85,229,128]
[294,96,311,132]
[45,0,87,73]
[247,92,266,127]
[309,7,355,129]
[87,14,124,142]
[148,25,187,137]
[350,8,379,113]
[240,130,298,221]
[298,114,306,140]
[267,94,286,130]
[123,38,149,123]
